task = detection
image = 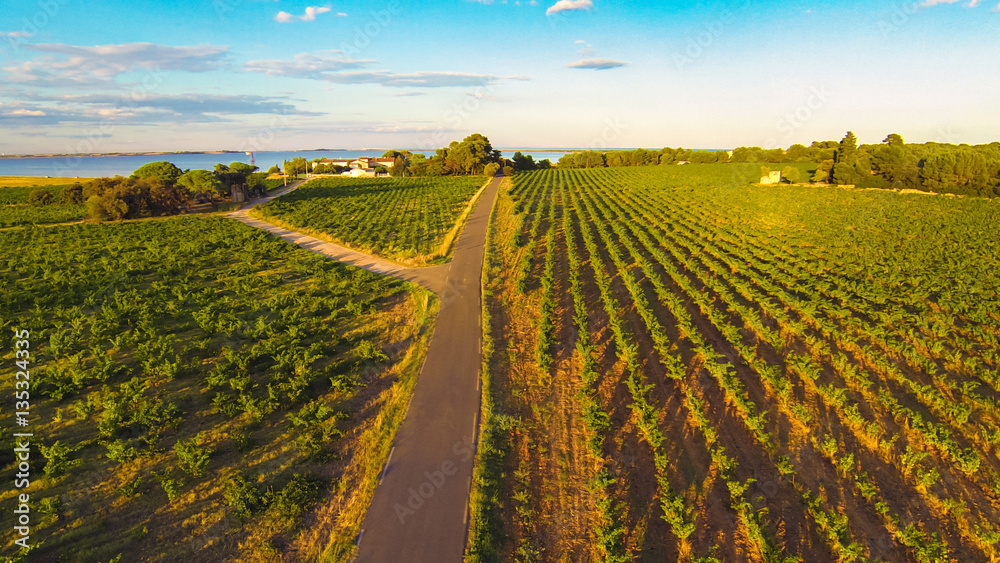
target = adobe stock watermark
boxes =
[589,116,627,150]
[762,85,832,149]
[3,0,68,54]
[56,67,165,173]
[418,78,498,152]
[393,436,475,524]
[338,1,402,58]
[673,0,752,73]
[876,0,922,40]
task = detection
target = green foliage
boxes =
[272,474,324,520]
[781,166,801,183]
[409,133,499,176]
[62,183,84,204]
[174,436,213,478]
[39,441,82,480]
[255,176,482,259]
[483,162,500,177]
[224,474,270,521]
[83,176,190,221]
[28,189,54,206]
[153,469,183,502]
[118,477,143,498]
[177,169,223,201]
[131,161,183,184]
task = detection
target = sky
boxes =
[0,0,998,154]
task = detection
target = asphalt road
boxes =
[355,175,500,563]
[230,176,502,562]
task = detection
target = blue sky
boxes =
[0,0,998,154]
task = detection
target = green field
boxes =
[471,164,1000,562]
[0,217,435,562]
[252,176,486,264]
[0,182,86,227]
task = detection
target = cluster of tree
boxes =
[809,132,1000,195]
[77,159,271,221]
[507,151,552,172]
[375,134,502,177]
[548,134,999,195]
[84,176,191,221]
[556,147,727,168]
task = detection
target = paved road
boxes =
[229,176,503,562]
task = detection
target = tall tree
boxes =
[131,161,183,184]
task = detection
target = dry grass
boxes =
[0,176,96,187]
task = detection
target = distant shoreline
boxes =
[0,149,353,159]
[0,148,633,159]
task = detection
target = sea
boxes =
[0,149,593,178]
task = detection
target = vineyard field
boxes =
[0,217,435,562]
[251,176,486,264]
[0,182,86,227]
[475,164,1000,562]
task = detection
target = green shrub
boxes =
[39,441,82,479]
[62,183,84,204]
[272,474,324,520]
[28,189,54,206]
[224,474,269,521]
[174,436,213,478]
[153,469,183,502]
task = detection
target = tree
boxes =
[781,166,801,184]
[28,189,54,206]
[131,161,182,184]
[512,151,536,172]
[177,169,223,208]
[884,133,905,146]
[502,165,514,176]
[390,156,407,177]
[374,166,388,176]
[484,162,500,177]
[267,165,280,175]
[830,131,869,185]
[61,183,84,204]
[284,157,307,177]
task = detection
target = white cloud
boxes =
[7,109,45,116]
[567,58,627,70]
[546,0,593,15]
[1,43,229,87]
[301,6,331,21]
[245,51,529,88]
[275,5,334,22]
[245,52,372,77]
[0,31,33,38]
[920,0,999,8]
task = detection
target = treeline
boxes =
[557,147,729,168]
[814,133,1000,196]
[552,133,1000,196]
[28,160,279,221]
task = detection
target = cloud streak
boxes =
[567,58,627,70]
[245,51,529,88]
[1,43,229,87]
[546,0,593,15]
[275,6,339,23]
